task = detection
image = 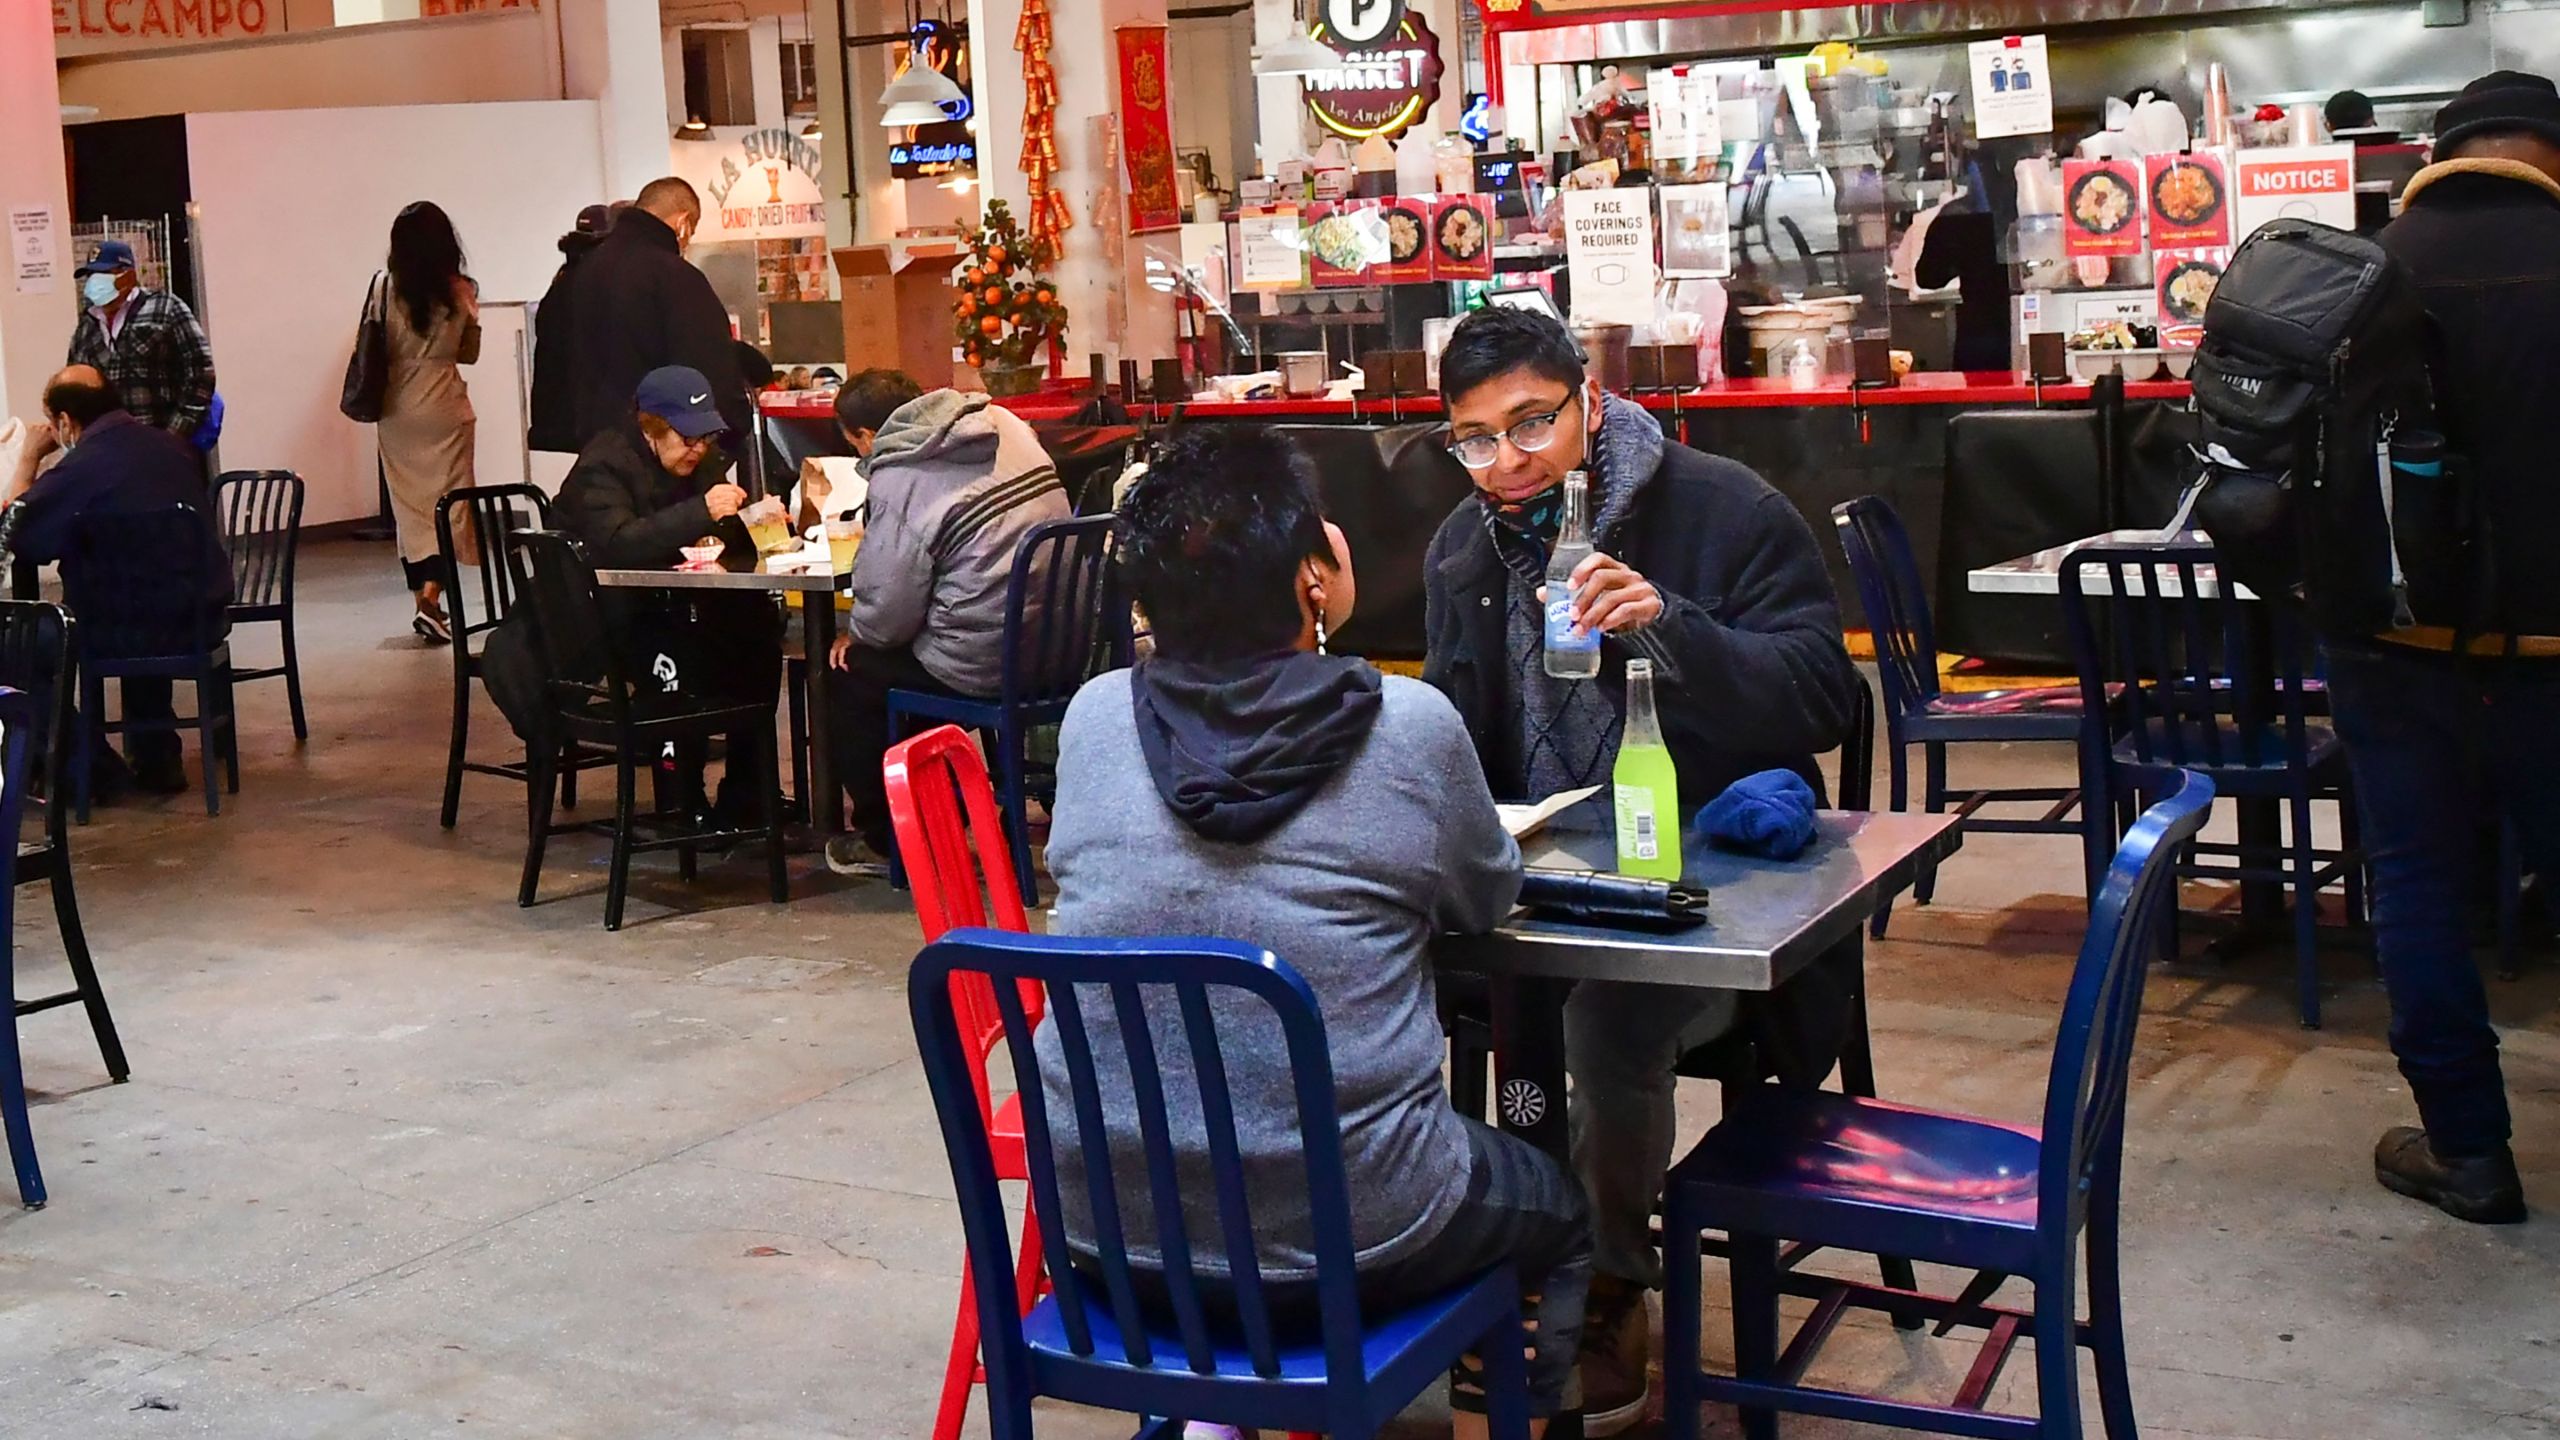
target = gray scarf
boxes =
[1485,392,1666,799]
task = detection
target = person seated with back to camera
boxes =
[1034,424,1592,1438]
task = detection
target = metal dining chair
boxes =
[0,687,55,1208]
[212,470,308,743]
[884,725,1052,1440]
[887,515,1132,905]
[911,928,1534,1439]
[1662,770,2214,1440]
[435,485,607,829]
[2059,542,2360,1027]
[1833,496,2088,937]
[0,602,125,1084]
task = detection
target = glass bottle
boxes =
[1613,659,1683,879]
[1543,472,1600,679]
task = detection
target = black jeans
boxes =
[629,594,783,806]
[1098,1116,1593,1417]
[825,641,968,850]
[2325,643,2560,1156]
[79,677,180,778]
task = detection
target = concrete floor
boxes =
[7,538,2560,1439]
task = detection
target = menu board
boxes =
[2061,160,2145,259]
[1374,199,1435,285]
[1656,183,1731,279]
[1431,195,1495,281]
[1563,188,1659,328]
[1303,201,1388,288]
[2146,152,2232,249]
[1236,208,1308,290]
[2155,246,2232,348]
[2231,145,2356,239]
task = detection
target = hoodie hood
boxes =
[1130,652,1384,844]
[869,389,999,473]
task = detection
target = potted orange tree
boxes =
[952,199,1067,397]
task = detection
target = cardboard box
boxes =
[832,243,964,389]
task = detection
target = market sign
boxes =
[52,0,280,54]
[670,127,827,244]
[1303,12,1446,142]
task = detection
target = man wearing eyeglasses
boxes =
[1422,306,1862,1434]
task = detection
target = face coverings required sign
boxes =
[1563,188,1658,328]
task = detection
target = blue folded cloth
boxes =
[1693,769,1818,859]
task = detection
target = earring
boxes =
[1313,595,1330,655]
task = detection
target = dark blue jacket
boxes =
[13,411,230,615]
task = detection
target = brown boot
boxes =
[1578,1274,1651,1436]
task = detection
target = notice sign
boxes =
[2232,145,2356,239]
[10,206,56,296]
[2062,160,2144,259]
[1652,66,1722,168]
[1237,209,1308,290]
[1967,35,2052,139]
[1563,188,1658,328]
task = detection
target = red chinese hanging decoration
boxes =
[1015,0,1071,253]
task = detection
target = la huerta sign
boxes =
[671,127,827,243]
[1303,11,1445,141]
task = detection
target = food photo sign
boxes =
[2145,151,2232,249]
[2062,159,2144,259]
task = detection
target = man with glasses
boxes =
[554,365,782,827]
[1422,306,1862,1434]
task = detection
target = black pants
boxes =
[401,555,441,592]
[825,641,968,850]
[85,677,180,775]
[629,594,783,806]
[1092,1117,1592,1417]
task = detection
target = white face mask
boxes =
[82,273,119,308]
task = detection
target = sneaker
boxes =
[412,605,453,645]
[823,833,893,878]
[1577,1275,1651,1437]
[2374,1126,2525,1224]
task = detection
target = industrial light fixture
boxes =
[876,19,969,125]
[676,114,713,140]
[881,98,953,128]
[801,117,825,140]
[1251,3,1338,78]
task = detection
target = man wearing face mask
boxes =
[1422,306,1861,1435]
[65,240,217,445]
[564,177,750,452]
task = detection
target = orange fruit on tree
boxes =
[983,286,1004,306]
[979,315,1004,337]
[958,295,978,317]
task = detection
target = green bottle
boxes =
[1613,658,1683,880]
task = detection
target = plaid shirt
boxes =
[66,288,217,439]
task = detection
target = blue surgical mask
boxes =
[82,273,119,308]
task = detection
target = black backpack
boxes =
[2188,219,2450,637]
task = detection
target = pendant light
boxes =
[877,12,970,126]
[676,114,713,140]
[1252,1,1339,78]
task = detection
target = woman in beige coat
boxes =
[377,200,479,643]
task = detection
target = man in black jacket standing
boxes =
[527,202,615,454]
[1423,307,1861,1433]
[2327,72,2560,1225]
[566,178,748,451]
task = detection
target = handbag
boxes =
[338,272,390,423]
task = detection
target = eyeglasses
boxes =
[1444,407,1567,471]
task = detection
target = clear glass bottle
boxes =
[1543,472,1601,679]
[1613,659,1683,879]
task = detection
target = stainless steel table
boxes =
[594,558,851,835]
[1964,526,2255,600]
[1441,804,1964,1158]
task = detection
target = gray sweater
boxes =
[1035,670,1524,1280]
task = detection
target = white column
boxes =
[1253,0,1309,172]
[558,0,675,202]
[1,11,72,425]
[813,0,857,252]
[749,19,788,130]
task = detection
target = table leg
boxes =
[804,592,840,837]
[1488,971,1580,1438]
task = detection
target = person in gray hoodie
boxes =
[1037,425,1590,1436]
[823,387,1068,871]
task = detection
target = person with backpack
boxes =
[2333,72,2560,1223]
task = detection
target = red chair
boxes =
[884,726,1049,1440]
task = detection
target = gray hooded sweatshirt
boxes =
[844,389,1069,693]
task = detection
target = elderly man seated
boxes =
[4,364,229,801]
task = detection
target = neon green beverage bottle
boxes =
[1613,659,1684,880]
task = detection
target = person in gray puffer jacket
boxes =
[824,387,1068,867]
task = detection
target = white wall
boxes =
[56,9,561,121]
[187,102,606,525]
[1,1,74,426]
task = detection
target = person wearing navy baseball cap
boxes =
[2327,73,2560,1226]
[66,237,218,442]
[552,365,784,828]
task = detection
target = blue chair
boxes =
[0,687,55,1208]
[1661,771,2214,1440]
[1832,497,2089,937]
[2059,542,2359,1028]
[64,505,238,822]
[888,516,1131,906]
[910,928,1534,1439]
